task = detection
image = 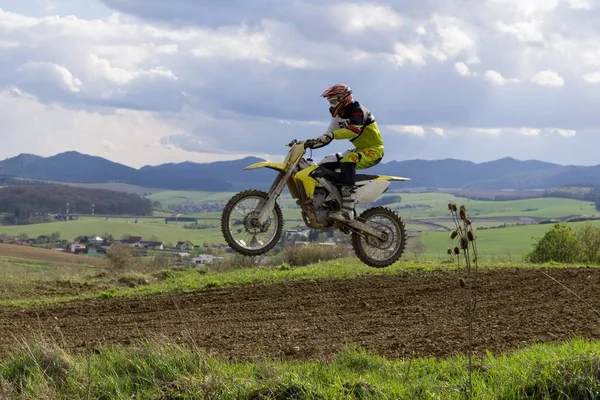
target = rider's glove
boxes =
[308,132,333,149]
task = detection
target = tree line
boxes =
[0,185,153,223]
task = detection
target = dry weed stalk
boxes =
[447,202,479,399]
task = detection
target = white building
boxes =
[191,254,225,265]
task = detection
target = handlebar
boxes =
[286,139,318,149]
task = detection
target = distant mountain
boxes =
[0,152,274,191]
[369,157,570,189]
[0,151,136,183]
[1,151,600,191]
[134,157,273,191]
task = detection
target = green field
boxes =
[380,194,597,220]
[148,190,239,206]
[149,190,597,220]
[2,191,598,258]
[420,219,600,260]
[0,216,226,245]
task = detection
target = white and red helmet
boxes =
[321,84,353,117]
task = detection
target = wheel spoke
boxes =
[352,208,406,268]
[222,192,282,254]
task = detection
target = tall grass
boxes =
[0,338,598,399]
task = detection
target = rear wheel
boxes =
[351,206,406,268]
[221,190,284,256]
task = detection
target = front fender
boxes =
[374,175,411,181]
[243,161,288,173]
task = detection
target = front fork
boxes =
[256,168,291,225]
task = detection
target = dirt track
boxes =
[1,267,599,361]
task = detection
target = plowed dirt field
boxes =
[1,267,599,361]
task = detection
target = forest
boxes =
[0,185,153,224]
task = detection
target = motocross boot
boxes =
[329,185,357,221]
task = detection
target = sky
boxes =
[1,0,599,168]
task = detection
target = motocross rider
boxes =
[307,84,384,221]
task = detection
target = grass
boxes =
[420,219,600,260]
[0,337,598,399]
[0,256,448,307]
[148,190,241,206]
[2,233,600,398]
[0,244,106,266]
[380,193,597,220]
[149,190,596,221]
[2,247,597,307]
[0,214,305,246]
[0,216,227,245]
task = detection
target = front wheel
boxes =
[221,189,284,256]
[351,206,406,268]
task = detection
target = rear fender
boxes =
[355,180,391,204]
[354,175,409,204]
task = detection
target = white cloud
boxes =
[519,127,541,136]
[485,70,520,85]
[466,56,481,64]
[385,125,448,137]
[329,4,404,33]
[0,88,274,168]
[431,127,447,137]
[390,42,428,66]
[454,62,473,76]
[465,127,576,137]
[88,54,177,85]
[487,0,560,16]
[552,128,577,137]
[17,61,83,93]
[0,0,598,166]
[583,71,600,83]
[531,70,565,86]
[470,128,503,135]
[565,0,594,9]
[387,125,427,136]
[496,19,544,43]
[432,15,476,58]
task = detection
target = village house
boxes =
[176,241,194,251]
[121,236,143,245]
[138,241,164,250]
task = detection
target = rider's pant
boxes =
[319,146,384,186]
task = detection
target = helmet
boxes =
[321,84,353,117]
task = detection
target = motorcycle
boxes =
[220,139,410,268]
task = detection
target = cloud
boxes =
[531,70,565,86]
[387,125,428,136]
[0,0,600,167]
[496,19,544,43]
[386,125,448,137]
[566,0,594,10]
[487,0,560,16]
[454,62,474,76]
[583,71,600,83]
[519,127,541,136]
[485,70,520,85]
[0,87,276,168]
[328,4,404,33]
[431,127,448,137]
[552,128,577,137]
[17,61,83,93]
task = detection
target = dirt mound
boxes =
[1,267,599,361]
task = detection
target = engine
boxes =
[309,187,336,225]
